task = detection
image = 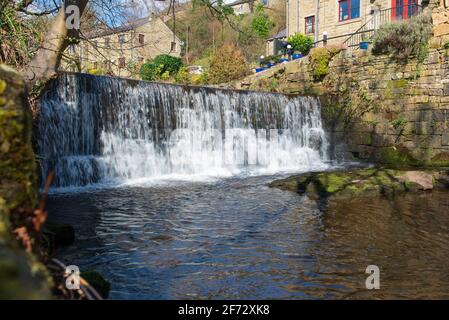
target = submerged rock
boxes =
[269,167,449,200]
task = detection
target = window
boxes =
[119,57,125,68]
[118,34,125,44]
[171,41,176,51]
[393,0,419,20]
[138,34,145,45]
[305,16,315,34]
[68,45,76,54]
[105,37,110,48]
[339,0,360,22]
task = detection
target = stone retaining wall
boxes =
[232,8,449,167]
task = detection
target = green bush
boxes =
[174,66,190,84]
[140,63,162,81]
[287,33,314,55]
[372,13,432,62]
[153,54,183,75]
[260,55,281,65]
[207,44,249,84]
[309,47,340,81]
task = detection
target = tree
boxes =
[24,0,89,86]
[251,4,272,38]
[1,0,258,88]
[207,43,249,84]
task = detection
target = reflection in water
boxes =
[47,175,449,299]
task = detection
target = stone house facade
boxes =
[286,0,426,46]
[61,15,182,78]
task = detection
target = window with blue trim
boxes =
[339,0,360,21]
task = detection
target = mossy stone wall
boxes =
[0,64,50,299]
[233,38,449,167]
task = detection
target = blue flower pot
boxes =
[267,62,276,68]
[360,41,369,50]
[279,58,289,63]
[292,53,302,60]
[255,67,266,73]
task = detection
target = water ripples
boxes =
[47,175,449,299]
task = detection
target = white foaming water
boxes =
[37,73,329,189]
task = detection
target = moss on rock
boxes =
[0,64,50,299]
[269,167,447,201]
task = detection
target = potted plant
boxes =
[292,51,302,60]
[359,34,370,50]
[287,33,314,60]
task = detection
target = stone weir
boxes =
[36,72,331,188]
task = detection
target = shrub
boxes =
[260,55,281,65]
[140,63,162,81]
[87,68,104,75]
[207,44,250,84]
[153,54,183,75]
[174,66,190,84]
[372,13,432,62]
[287,33,314,55]
[251,4,273,38]
[308,47,340,81]
[191,73,207,85]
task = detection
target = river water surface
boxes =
[47,173,449,299]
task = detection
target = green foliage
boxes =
[287,33,314,55]
[207,43,249,84]
[140,55,183,81]
[0,1,48,69]
[251,4,273,38]
[372,13,432,62]
[260,55,281,65]
[444,42,449,50]
[152,54,183,76]
[390,117,407,130]
[167,0,285,66]
[140,63,162,81]
[87,68,104,76]
[174,66,190,84]
[309,47,339,81]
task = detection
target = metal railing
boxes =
[342,4,423,48]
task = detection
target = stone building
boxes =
[61,15,182,78]
[286,0,426,46]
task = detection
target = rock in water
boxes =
[400,171,434,191]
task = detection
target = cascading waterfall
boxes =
[37,73,329,188]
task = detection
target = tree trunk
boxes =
[24,0,88,87]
